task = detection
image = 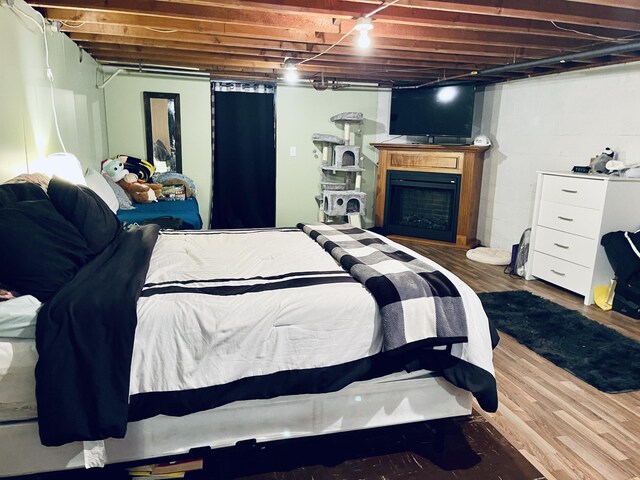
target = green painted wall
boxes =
[0,0,108,182]
[103,73,212,227]
[275,86,379,227]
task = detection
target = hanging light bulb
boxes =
[284,62,299,83]
[354,17,373,49]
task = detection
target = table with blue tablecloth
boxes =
[117,197,203,229]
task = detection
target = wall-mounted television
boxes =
[389,84,476,138]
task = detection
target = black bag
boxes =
[601,229,640,283]
[613,283,640,319]
[141,216,186,230]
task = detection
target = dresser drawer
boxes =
[533,226,597,267]
[531,252,591,296]
[541,175,606,210]
[537,201,603,239]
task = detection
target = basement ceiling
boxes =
[27,0,640,87]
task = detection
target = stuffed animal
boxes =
[114,155,155,182]
[590,147,616,174]
[101,158,129,182]
[117,172,162,203]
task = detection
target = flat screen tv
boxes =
[389,84,476,138]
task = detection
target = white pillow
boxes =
[0,296,40,339]
[84,167,119,213]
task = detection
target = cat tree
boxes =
[312,112,366,227]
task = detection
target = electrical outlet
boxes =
[289,146,297,157]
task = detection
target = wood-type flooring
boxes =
[400,241,640,480]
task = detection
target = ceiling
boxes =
[27,0,640,88]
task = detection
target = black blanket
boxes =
[35,225,159,446]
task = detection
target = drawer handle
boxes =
[550,269,566,276]
[561,189,578,194]
[553,243,569,249]
[557,216,574,222]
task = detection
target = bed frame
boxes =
[0,370,471,478]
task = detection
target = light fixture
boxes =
[284,61,299,83]
[40,152,86,185]
[354,17,373,49]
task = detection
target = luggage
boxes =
[613,281,640,320]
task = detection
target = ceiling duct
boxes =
[480,41,640,77]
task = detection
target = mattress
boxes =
[0,339,37,422]
[2,228,493,424]
[116,197,203,229]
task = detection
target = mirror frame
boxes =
[143,91,183,173]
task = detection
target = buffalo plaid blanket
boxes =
[297,222,468,351]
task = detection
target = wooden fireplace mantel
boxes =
[371,143,490,249]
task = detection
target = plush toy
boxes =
[117,172,162,203]
[101,158,129,182]
[590,147,616,174]
[113,155,155,182]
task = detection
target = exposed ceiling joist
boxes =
[25,0,640,85]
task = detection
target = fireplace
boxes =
[383,170,461,242]
[372,144,488,249]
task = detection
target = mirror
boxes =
[143,92,182,173]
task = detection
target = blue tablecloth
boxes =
[117,197,203,229]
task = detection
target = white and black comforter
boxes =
[36,225,498,446]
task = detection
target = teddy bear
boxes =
[117,172,163,203]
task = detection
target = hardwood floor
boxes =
[398,241,640,480]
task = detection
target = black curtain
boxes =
[210,85,276,228]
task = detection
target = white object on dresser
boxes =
[525,171,640,305]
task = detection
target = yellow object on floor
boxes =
[593,282,615,311]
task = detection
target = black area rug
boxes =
[477,290,640,393]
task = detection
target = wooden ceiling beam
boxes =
[63,23,560,60]
[564,0,640,10]
[30,0,341,32]
[342,0,640,32]
[45,7,597,53]
[32,0,635,40]
[88,45,476,81]
[43,8,322,43]
[336,20,591,51]
[162,0,640,32]
[69,32,518,66]
[72,35,506,72]
[87,44,473,77]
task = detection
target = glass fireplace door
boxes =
[383,171,461,242]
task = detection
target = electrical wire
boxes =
[297,26,357,66]
[294,0,403,68]
[60,20,86,28]
[365,0,402,19]
[145,26,179,33]
[550,20,634,43]
[10,4,67,152]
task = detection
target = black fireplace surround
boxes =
[383,170,461,242]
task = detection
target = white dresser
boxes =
[526,171,640,305]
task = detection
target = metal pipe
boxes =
[480,40,640,76]
[97,68,125,89]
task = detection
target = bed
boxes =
[0,179,498,478]
[116,197,203,229]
